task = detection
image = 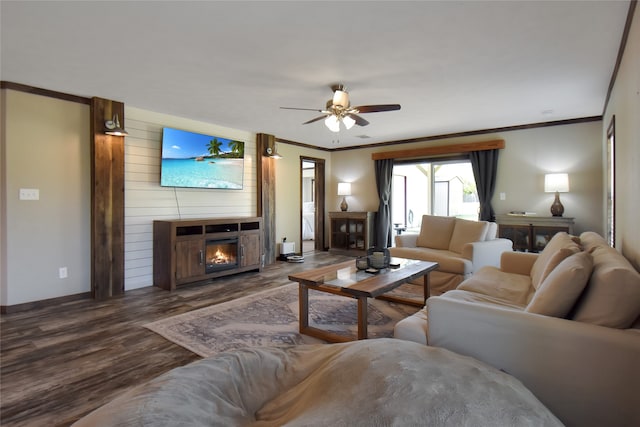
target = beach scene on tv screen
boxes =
[161,128,245,189]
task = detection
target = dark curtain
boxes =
[374,159,393,248]
[470,149,500,221]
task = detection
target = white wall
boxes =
[329,120,604,236]
[274,143,331,252]
[495,122,603,234]
[603,4,640,268]
[1,90,91,305]
[123,107,258,289]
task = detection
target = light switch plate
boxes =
[19,188,39,200]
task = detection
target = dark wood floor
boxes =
[0,251,350,426]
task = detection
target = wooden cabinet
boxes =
[175,238,205,281]
[240,232,261,267]
[329,211,375,256]
[496,215,575,252]
[154,217,263,290]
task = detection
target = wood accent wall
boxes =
[257,133,276,264]
[90,97,125,299]
[372,139,505,160]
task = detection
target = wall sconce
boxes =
[544,173,569,217]
[337,182,351,211]
[104,114,129,136]
[264,142,283,159]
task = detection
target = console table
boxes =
[496,215,575,252]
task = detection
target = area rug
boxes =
[144,283,421,357]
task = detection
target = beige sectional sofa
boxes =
[389,215,513,295]
[394,231,640,427]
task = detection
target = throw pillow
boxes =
[571,245,640,328]
[579,231,608,253]
[530,232,581,289]
[448,219,489,254]
[416,215,456,250]
[525,251,593,318]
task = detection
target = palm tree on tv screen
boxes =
[207,138,222,157]
[229,140,244,158]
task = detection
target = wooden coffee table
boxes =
[288,257,439,343]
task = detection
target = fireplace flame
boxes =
[211,249,232,264]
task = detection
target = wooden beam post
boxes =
[256,133,276,265]
[90,97,125,299]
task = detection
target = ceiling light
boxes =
[342,115,355,130]
[324,115,340,133]
[332,89,350,108]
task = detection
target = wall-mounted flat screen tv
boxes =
[160,127,245,189]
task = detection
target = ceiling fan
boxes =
[281,84,401,132]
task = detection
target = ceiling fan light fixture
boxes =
[342,115,355,130]
[332,90,350,108]
[324,115,340,132]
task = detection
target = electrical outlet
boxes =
[19,188,40,200]
[59,267,68,279]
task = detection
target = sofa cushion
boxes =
[389,247,471,274]
[457,266,534,306]
[571,245,640,328]
[579,231,608,253]
[441,289,527,310]
[525,251,593,318]
[530,232,581,289]
[448,219,489,254]
[416,215,456,250]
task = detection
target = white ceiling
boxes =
[0,1,631,149]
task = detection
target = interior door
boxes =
[300,157,325,252]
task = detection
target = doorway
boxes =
[300,157,325,253]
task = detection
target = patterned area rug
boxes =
[144,283,421,357]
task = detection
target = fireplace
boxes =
[205,238,239,273]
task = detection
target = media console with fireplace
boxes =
[153,217,263,291]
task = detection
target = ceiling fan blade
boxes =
[353,104,401,113]
[303,115,328,125]
[280,107,324,112]
[347,113,369,126]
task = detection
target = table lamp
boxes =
[544,173,569,217]
[337,182,351,211]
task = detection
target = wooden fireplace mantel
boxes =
[153,217,263,291]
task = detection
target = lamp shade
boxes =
[324,115,340,132]
[342,115,356,130]
[332,90,350,108]
[544,173,569,193]
[337,182,351,196]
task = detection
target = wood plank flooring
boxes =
[0,251,350,426]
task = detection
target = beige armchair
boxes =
[389,215,513,295]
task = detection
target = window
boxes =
[392,160,478,233]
